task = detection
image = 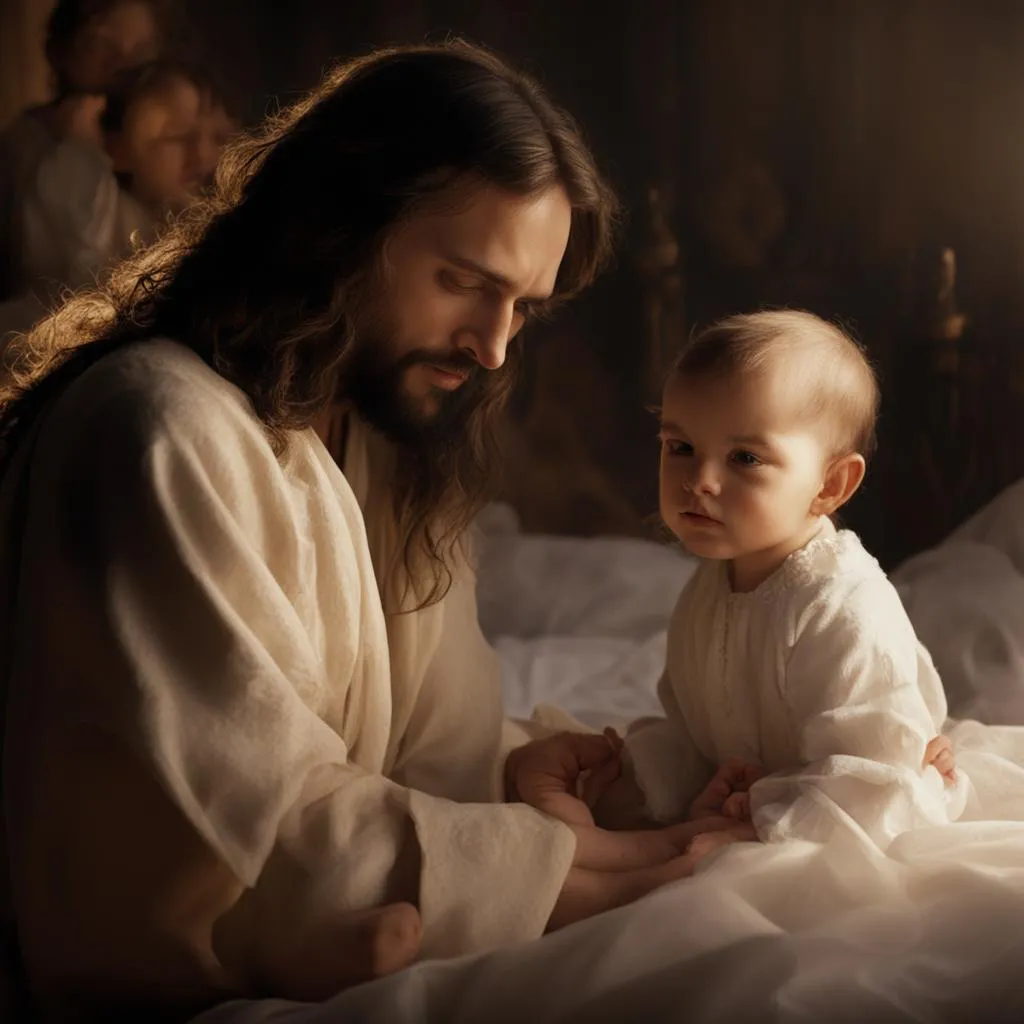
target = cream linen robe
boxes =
[0,339,574,1019]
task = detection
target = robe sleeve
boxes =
[20,388,575,980]
[750,577,963,850]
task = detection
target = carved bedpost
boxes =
[885,243,976,562]
[635,185,684,405]
[914,245,968,434]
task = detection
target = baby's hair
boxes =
[670,309,879,462]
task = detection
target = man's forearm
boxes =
[568,823,675,872]
[546,856,697,932]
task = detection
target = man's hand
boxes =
[924,734,957,784]
[217,902,421,1002]
[505,730,623,827]
[687,821,759,866]
[689,758,764,821]
[547,818,758,932]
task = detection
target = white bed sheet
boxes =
[194,488,1024,1023]
[200,817,1024,1023]
[476,503,696,730]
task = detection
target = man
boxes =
[0,41,734,1023]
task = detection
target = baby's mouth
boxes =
[681,509,721,524]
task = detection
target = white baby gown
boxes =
[625,518,1024,848]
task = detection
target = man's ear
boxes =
[811,452,865,517]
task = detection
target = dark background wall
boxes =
[135,1,1024,562]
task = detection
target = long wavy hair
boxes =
[0,39,619,607]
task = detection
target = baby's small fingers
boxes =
[726,821,759,842]
[922,734,952,767]
[722,792,750,820]
[718,757,751,786]
[936,752,958,783]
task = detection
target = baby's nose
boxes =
[694,462,721,494]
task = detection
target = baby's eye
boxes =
[663,440,693,456]
[730,450,761,467]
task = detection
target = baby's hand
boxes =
[722,791,751,822]
[689,758,764,821]
[924,734,957,784]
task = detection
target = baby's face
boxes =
[658,368,828,574]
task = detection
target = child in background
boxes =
[99,60,207,255]
[0,60,206,341]
[195,85,241,191]
[0,0,164,302]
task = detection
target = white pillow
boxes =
[476,528,696,641]
[894,478,1024,725]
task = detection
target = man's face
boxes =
[346,180,572,445]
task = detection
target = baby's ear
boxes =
[811,452,865,517]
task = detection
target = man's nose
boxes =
[457,299,518,370]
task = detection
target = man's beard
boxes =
[341,334,491,452]
[339,322,516,601]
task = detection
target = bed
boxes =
[197,484,1024,1024]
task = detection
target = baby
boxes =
[556,310,962,860]
[632,309,967,854]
